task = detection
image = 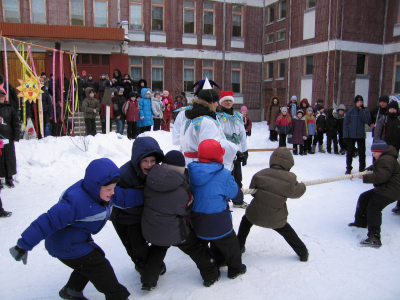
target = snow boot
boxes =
[0,180,4,190]
[5,178,14,188]
[228,264,247,279]
[0,210,12,217]
[203,270,221,287]
[360,233,382,247]
[392,203,400,213]
[348,222,367,228]
[345,167,352,175]
[318,145,326,153]
[159,262,166,276]
[293,150,298,155]
[141,284,157,291]
[299,251,309,262]
[303,151,307,155]
[233,201,248,209]
[311,145,316,153]
[59,286,88,300]
[334,151,340,155]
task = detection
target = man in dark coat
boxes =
[110,136,165,276]
[121,74,133,100]
[76,72,85,109]
[112,69,122,87]
[97,73,110,101]
[370,95,389,136]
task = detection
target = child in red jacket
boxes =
[123,91,140,139]
[275,107,292,147]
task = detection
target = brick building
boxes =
[0,0,400,121]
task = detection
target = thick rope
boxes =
[242,171,373,195]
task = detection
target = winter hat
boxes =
[281,107,288,113]
[379,95,389,104]
[116,86,124,92]
[162,150,186,174]
[40,72,46,76]
[88,74,93,78]
[50,73,53,77]
[388,101,399,110]
[82,70,87,74]
[198,139,225,164]
[316,104,324,111]
[198,88,219,103]
[354,95,364,103]
[154,92,160,97]
[241,106,248,112]
[77,72,81,76]
[220,91,234,104]
[291,95,297,101]
[163,90,169,94]
[89,89,95,95]
[129,91,136,98]
[100,73,105,77]
[332,109,337,114]
[337,104,346,111]
[371,140,388,152]
[306,107,313,112]
[296,109,304,116]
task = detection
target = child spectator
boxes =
[313,99,327,114]
[348,140,400,247]
[97,73,110,101]
[313,104,326,153]
[174,93,184,109]
[188,139,246,280]
[275,107,292,148]
[335,104,347,155]
[241,106,252,136]
[299,98,310,115]
[237,147,308,261]
[84,74,98,93]
[287,96,298,119]
[123,91,140,140]
[138,89,154,133]
[266,96,280,141]
[304,107,316,154]
[112,86,126,135]
[161,90,175,131]
[290,110,307,155]
[82,88,100,136]
[151,92,164,131]
[326,108,339,154]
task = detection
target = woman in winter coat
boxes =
[0,89,19,188]
[161,90,175,131]
[138,88,154,133]
[112,87,127,135]
[121,74,133,100]
[289,110,307,155]
[123,91,140,139]
[275,107,292,147]
[237,147,309,261]
[82,87,100,136]
[326,108,339,154]
[137,79,147,96]
[151,92,164,131]
[266,96,280,141]
[299,98,310,115]
[112,69,122,87]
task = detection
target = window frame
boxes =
[202,60,214,81]
[304,55,314,76]
[231,62,242,93]
[278,59,285,78]
[183,0,196,34]
[392,53,400,94]
[267,62,274,79]
[356,53,368,75]
[232,5,243,38]
[151,57,164,92]
[130,57,143,88]
[30,0,46,24]
[183,59,196,92]
[3,0,20,23]
[151,0,164,32]
[279,0,286,20]
[70,0,85,26]
[276,29,286,42]
[203,1,215,36]
[129,0,143,30]
[306,0,316,10]
[93,0,108,28]
[266,33,274,44]
[267,4,275,24]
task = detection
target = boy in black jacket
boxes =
[313,104,326,153]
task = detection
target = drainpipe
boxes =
[332,0,339,102]
[222,0,226,90]
[379,0,388,96]
[287,0,292,103]
[261,2,265,120]
[337,0,345,104]
[325,0,332,107]
[117,0,121,23]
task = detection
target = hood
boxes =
[85,87,95,98]
[270,96,280,106]
[113,69,121,79]
[82,158,120,203]
[270,147,294,171]
[141,88,152,99]
[138,79,147,88]
[123,74,131,80]
[381,145,399,160]
[300,98,310,108]
[327,108,335,119]
[146,164,185,192]
[188,162,224,186]
[175,93,183,101]
[337,104,346,111]
[130,137,164,176]
[294,116,305,121]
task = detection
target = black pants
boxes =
[0,195,4,213]
[85,118,96,136]
[293,144,304,154]
[326,134,338,153]
[313,132,324,146]
[208,231,243,278]
[112,222,149,270]
[127,122,138,139]
[269,130,278,141]
[338,130,346,151]
[232,161,243,189]
[59,248,130,300]
[305,136,313,152]
[354,189,396,235]
[279,133,287,147]
[346,138,366,171]
[153,119,161,131]
[141,231,218,286]
[139,126,151,133]
[237,215,308,257]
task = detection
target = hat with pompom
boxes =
[220,91,234,105]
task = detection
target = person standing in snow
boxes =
[326,108,339,154]
[82,88,100,136]
[123,92,140,139]
[287,95,298,119]
[138,89,154,133]
[289,110,307,155]
[237,147,309,262]
[161,90,175,131]
[275,107,292,148]
[9,158,144,300]
[313,104,327,153]
[335,104,347,155]
[304,107,316,154]
[112,86,127,135]
[151,92,164,131]
[241,106,252,136]
[266,96,280,142]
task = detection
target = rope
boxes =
[242,170,373,195]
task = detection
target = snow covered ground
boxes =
[0,122,399,300]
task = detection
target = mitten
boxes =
[10,245,28,265]
[235,151,244,163]
[242,150,248,166]
[303,136,307,140]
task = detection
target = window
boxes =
[130,57,143,88]
[184,59,195,92]
[277,30,286,41]
[152,0,164,31]
[278,60,285,78]
[279,0,286,19]
[130,1,142,30]
[267,5,275,23]
[71,0,84,26]
[4,0,20,22]
[152,58,164,91]
[305,56,314,75]
[31,0,46,24]
[184,0,195,34]
[267,62,273,79]
[203,60,214,80]
[204,2,214,35]
[232,62,241,93]
[94,0,108,27]
[266,33,274,44]
[232,5,242,38]
[356,54,367,75]
[92,55,100,65]
[394,54,400,93]
[307,0,316,9]
[102,55,110,65]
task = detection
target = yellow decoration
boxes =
[16,74,43,103]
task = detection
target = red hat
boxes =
[198,139,225,164]
[219,91,234,105]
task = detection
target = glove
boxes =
[303,136,307,140]
[288,134,292,138]
[235,151,245,163]
[10,245,28,265]
[242,150,248,166]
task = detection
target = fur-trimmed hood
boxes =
[270,96,280,106]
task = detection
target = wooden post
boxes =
[106,106,110,134]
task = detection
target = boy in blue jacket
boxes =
[10,158,144,300]
[188,139,246,280]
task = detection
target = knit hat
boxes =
[116,86,124,92]
[316,104,324,111]
[220,91,234,104]
[306,107,313,112]
[281,107,288,113]
[241,106,248,112]
[354,95,364,103]
[154,92,160,97]
[198,139,225,164]
[296,109,304,116]
[163,90,169,94]
[388,101,399,110]
[291,95,297,101]
[100,73,105,77]
[379,95,389,104]
[371,140,388,152]
[162,150,186,174]
[129,91,136,98]
[77,72,81,76]
[40,72,46,76]
[82,70,87,74]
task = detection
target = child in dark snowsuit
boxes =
[313,104,326,153]
[188,139,246,280]
[290,110,307,155]
[335,104,347,155]
[275,107,292,148]
[10,158,144,300]
[237,147,309,261]
[326,108,339,154]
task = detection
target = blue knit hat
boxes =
[371,140,388,152]
[116,86,124,92]
[129,91,136,98]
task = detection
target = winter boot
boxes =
[228,264,247,279]
[345,168,352,175]
[392,202,400,213]
[160,262,166,276]
[311,145,316,154]
[5,178,14,188]
[0,180,4,190]
[303,150,307,155]
[299,251,309,262]
[141,283,157,291]
[340,149,346,155]
[318,145,326,153]
[360,233,382,247]
[348,222,367,228]
[0,210,12,217]
[203,270,221,287]
[334,151,340,155]
[59,286,89,300]
[241,246,246,254]
[293,150,298,155]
